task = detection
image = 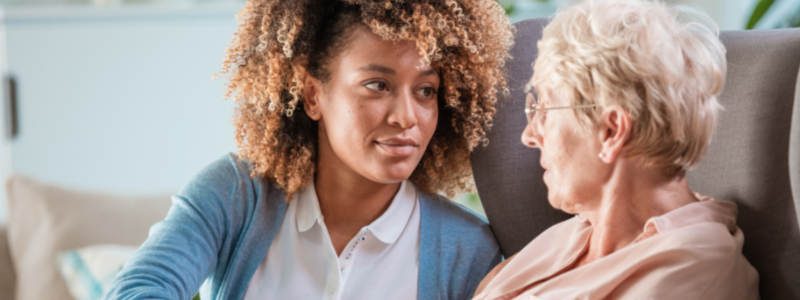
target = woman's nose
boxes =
[521,122,542,148]
[388,91,418,129]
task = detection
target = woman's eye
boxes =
[416,87,438,98]
[364,81,388,92]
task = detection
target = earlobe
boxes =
[303,74,322,121]
[599,107,632,163]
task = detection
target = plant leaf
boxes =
[504,4,515,16]
[746,0,776,29]
[796,11,800,27]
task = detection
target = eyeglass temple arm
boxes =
[534,104,597,112]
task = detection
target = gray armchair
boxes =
[472,18,800,299]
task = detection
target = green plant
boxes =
[746,0,775,29]
[496,0,515,15]
[746,0,800,29]
[496,0,551,16]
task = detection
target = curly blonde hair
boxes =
[217,0,514,199]
[530,0,726,177]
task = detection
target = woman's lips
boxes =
[375,138,418,157]
[541,164,549,179]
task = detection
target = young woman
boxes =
[104,1,513,299]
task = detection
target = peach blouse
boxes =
[473,194,760,300]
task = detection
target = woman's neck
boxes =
[314,154,401,255]
[577,159,697,266]
[314,171,400,229]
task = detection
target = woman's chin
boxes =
[363,164,417,184]
[547,193,573,213]
[547,196,561,210]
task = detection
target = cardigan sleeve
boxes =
[104,155,243,300]
[459,216,502,299]
[417,193,502,300]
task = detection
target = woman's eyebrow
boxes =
[359,64,438,78]
[359,64,396,74]
[418,68,438,78]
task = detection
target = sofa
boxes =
[472,19,800,299]
[0,176,172,300]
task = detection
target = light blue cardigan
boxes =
[104,154,501,300]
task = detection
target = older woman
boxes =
[473,0,759,299]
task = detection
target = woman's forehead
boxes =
[337,30,435,75]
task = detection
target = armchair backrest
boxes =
[471,18,800,299]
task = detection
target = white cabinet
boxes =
[0,4,244,221]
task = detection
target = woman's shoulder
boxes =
[608,223,759,299]
[418,192,490,232]
[182,153,255,188]
[417,192,499,251]
[653,221,741,255]
[416,191,502,299]
[180,153,265,193]
[176,153,275,212]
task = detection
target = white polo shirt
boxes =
[243,180,420,300]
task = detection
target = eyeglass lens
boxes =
[524,91,546,136]
[525,92,538,123]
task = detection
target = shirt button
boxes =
[327,286,335,294]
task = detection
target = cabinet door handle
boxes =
[5,75,18,139]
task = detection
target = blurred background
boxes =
[0,0,798,221]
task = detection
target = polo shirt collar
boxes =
[295,180,417,245]
[368,180,417,244]
[296,180,322,233]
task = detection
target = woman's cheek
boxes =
[420,105,438,140]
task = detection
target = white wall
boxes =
[510,0,758,31]
[678,0,758,31]
[0,5,242,222]
[0,20,10,222]
[0,1,765,224]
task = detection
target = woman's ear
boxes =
[598,107,632,163]
[303,73,323,121]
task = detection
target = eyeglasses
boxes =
[524,91,597,135]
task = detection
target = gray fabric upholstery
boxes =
[472,19,571,258]
[792,66,800,258]
[472,19,800,299]
[686,29,800,299]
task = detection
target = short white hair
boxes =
[530,0,726,176]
